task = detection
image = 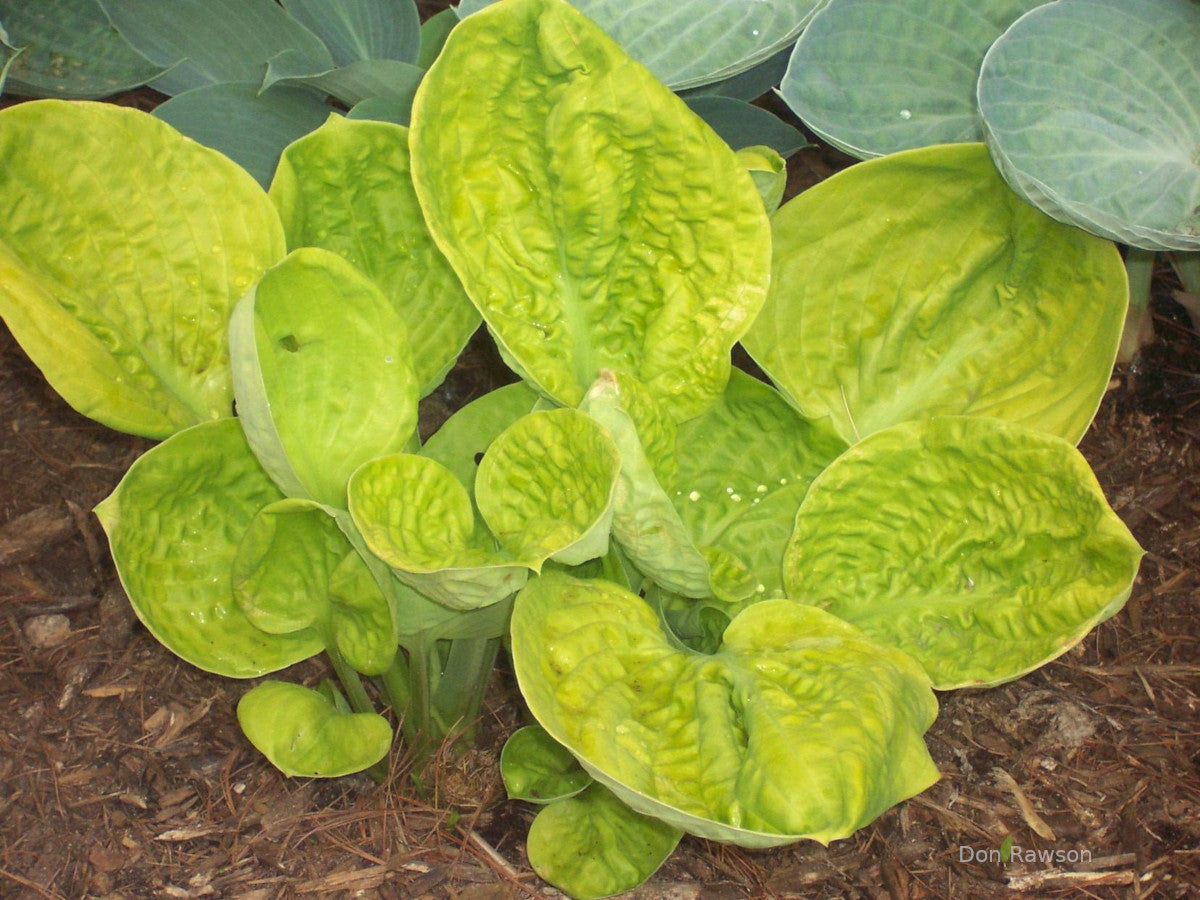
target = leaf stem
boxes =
[1119,248,1155,362]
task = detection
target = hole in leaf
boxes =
[473,452,485,466]
[278,334,300,353]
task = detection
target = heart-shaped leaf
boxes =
[528,784,682,900]
[979,0,1200,250]
[784,417,1144,688]
[512,572,939,846]
[238,680,392,777]
[95,420,322,677]
[743,143,1127,446]
[780,0,1044,159]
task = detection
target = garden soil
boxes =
[1,68,1198,900]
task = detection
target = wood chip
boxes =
[0,505,74,567]
[83,684,138,699]
[1007,869,1136,890]
[155,827,217,842]
[993,768,1057,841]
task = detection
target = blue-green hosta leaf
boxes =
[682,46,791,102]
[501,725,593,804]
[94,420,322,677]
[0,101,285,438]
[232,499,395,674]
[0,25,16,93]
[99,0,333,96]
[262,53,424,107]
[154,82,334,189]
[784,417,1145,690]
[417,8,457,69]
[0,0,161,99]
[238,681,392,777]
[229,247,419,508]
[350,409,619,608]
[743,143,1128,446]
[457,0,828,91]
[673,370,847,601]
[685,96,809,158]
[978,0,1200,251]
[781,0,1044,160]
[512,572,940,846]
[736,146,788,215]
[281,0,421,66]
[411,0,770,421]
[269,116,478,395]
[346,91,416,127]
[528,785,682,900]
[420,382,541,492]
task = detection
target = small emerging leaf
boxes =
[238,681,392,777]
[528,785,682,900]
[501,725,592,804]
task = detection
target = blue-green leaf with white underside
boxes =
[281,0,421,66]
[457,0,828,91]
[685,96,808,157]
[99,0,333,96]
[262,53,423,107]
[978,0,1200,250]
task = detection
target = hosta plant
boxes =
[0,0,1145,897]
